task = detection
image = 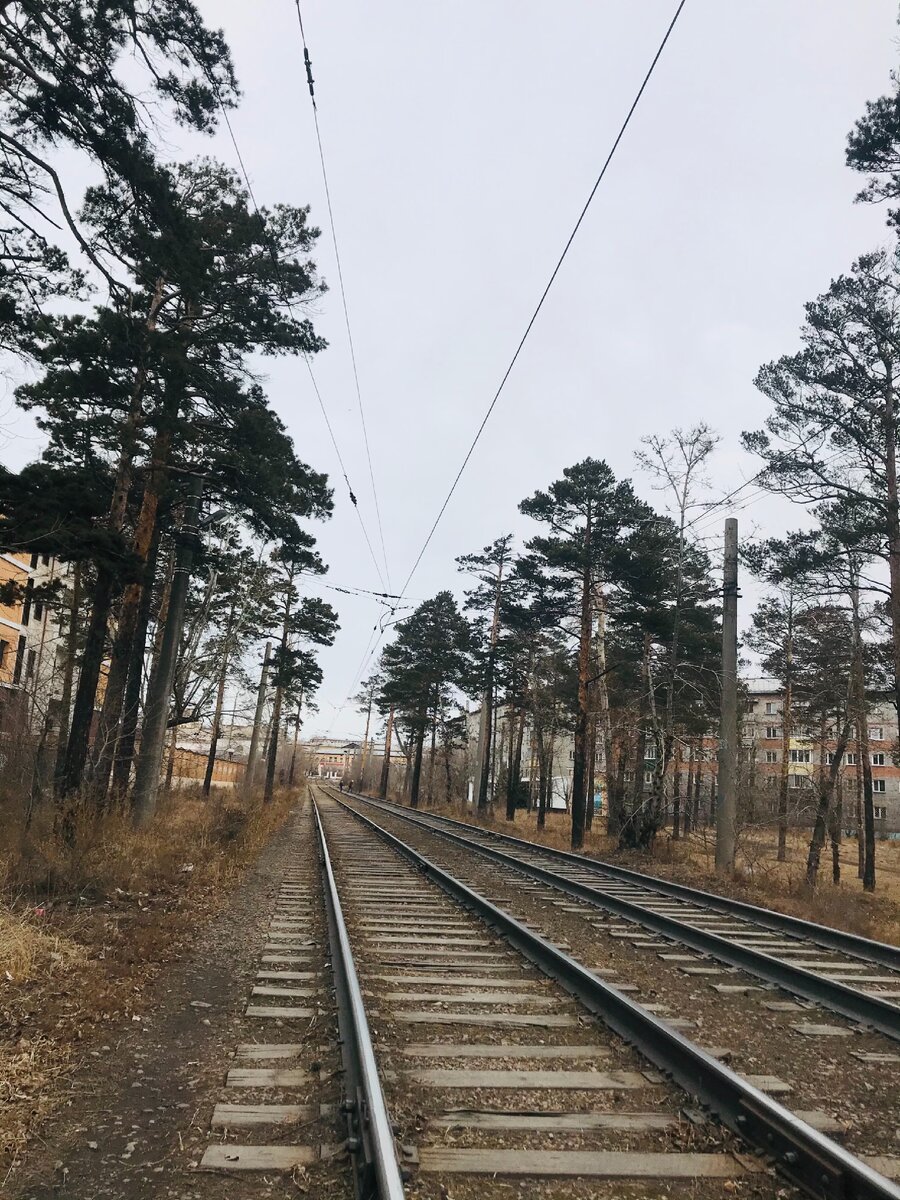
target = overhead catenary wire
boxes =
[211,84,389,593]
[393,0,688,605]
[319,0,690,736]
[291,0,392,589]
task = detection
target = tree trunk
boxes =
[620,637,652,848]
[131,476,202,827]
[778,628,793,860]
[58,565,114,802]
[263,681,284,804]
[243,642,271,799]
[203,610,234,796]
[684,740,695,836]
[475,554,506,810]
[881,363,900,728]
[110,523,163,797]
[595,590,614,834]
[585,714,597,832]
[264,571,295,805]
[571,500,593,850]
[378,707,394,799]
[855,733,865,880]
[535,724,548,829]
[426,707,437,806]
[672,738,682,839]
[828,739,843,887]
[91,422,173,796]
[504,710,518,822]
[850,579,876,891]
[165,726,177,792]
[410,718,426,807]
[806,716,852,885]
[53,561,81,788]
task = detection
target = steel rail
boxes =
[327,790,900,1200]
[313,797,406,1200]
[358,793,900,973]
[339,791,900,1043]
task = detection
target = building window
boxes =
[29,552,38,568]
[623,770,635,783]
[0,639,8,670]
[644,771,653,784]
[34,600,44,622]
[765,702,776,715]
[765,750,778,764]
[826,751,835,765]
[872,726,884,741]
[875,806,887,819]
[41,553,50,565]
[873,779,886,793]
[788,774,803,789]
[765,726,780,739]
[872,753,885,767]
[25,647,36,679]
[846,752,857,765]
[789,749,811,764]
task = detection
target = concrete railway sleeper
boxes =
[358,795,900,974]
[316,786,900,1200]
[195,799,354,1192]
[341,792,900,1042]
[312,790,777,1198]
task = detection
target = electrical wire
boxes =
[393,0,688,604]
[292,0,392,589]
[316,0,691,737]
[213,85,389,593]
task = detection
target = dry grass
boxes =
[405,797,900,946]
[0,786,296,1179]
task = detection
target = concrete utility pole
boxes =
[716,517,739,874]
[132,474,203,828]
[243,642,271,798]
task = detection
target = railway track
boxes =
[321,784,900,1197]
[313,788,784,1199]
[193,788,900,1198]
[342,792,900,1036]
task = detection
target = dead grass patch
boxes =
[0,785,296,1179]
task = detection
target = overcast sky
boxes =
[4,1,899,740]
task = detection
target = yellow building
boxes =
[0,552,32,700]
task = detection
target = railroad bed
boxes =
[348,793,900,1014]
[324,786,900,1198]
[194,787,900,1199]
[314,789,778,1200]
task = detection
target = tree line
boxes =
[365,446,721,853]
[0,3,338,828]
[365,47,900,892]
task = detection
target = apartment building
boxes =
[744,677,899,830]
[0,550,70,735]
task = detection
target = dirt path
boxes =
[7,803,350,1200]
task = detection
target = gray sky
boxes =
[4,1,899,739]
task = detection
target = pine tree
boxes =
[744,246,900,729]
[520,459,647,849]
[379,592,473,808]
